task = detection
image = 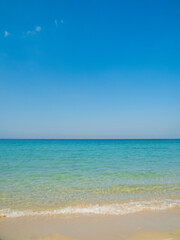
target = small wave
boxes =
[0,199,180,218]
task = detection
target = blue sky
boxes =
[0,0,180,138]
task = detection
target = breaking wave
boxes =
[1,199,180,218]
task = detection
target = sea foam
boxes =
[1,199,180,218]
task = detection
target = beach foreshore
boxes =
[0,208,180,240]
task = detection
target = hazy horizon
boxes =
[0,138,180,140]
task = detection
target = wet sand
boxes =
[0,208,180,240]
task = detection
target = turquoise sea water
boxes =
[0,139,180,217]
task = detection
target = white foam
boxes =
[1,199,180,218]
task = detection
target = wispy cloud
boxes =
[55,19,58,26]
[27,30,34,35]
[54,19,63,26]
[35,26,41,32]
[4,31,10,37]
[27,26,42,35]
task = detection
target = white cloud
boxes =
[27,26,41,35]
[61,19,64,24]
[55,19,58,26]
[4,31,10,37]
[35,26,41,32]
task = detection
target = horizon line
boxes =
[0,138,179,140]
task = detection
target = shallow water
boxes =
[0,139,180,216]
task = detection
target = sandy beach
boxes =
[0,208,180,240]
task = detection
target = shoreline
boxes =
[1,198,180,218]
[0,208,180,240]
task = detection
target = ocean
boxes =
[0,139,180,217]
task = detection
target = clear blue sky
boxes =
[0,0,180,139]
